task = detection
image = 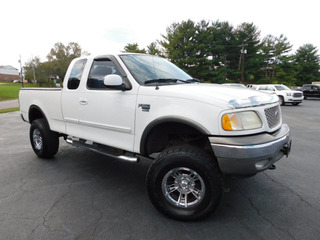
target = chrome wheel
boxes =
[162,167,205,208]
[32,128,43,151]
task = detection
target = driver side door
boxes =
[76,58,138,152]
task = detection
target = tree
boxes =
[233,23,263,84]
[147,42,161,55]
[123,43,146,53]
[160,20,199,77]
[24,42,86,86]
[24,57,54,86]
[206,21,237,83]
[260,34,293,83]
[46,42,83,80]
[294,44,320,85]
[124,19,320,86]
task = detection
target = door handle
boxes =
[79,98,88,105]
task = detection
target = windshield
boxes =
[274,85,290,91]
[120,54,193,85]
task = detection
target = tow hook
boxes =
[281,140,292,157]
[269,164,276,170]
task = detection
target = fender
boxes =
[28,105,49,126]
[140,116,210,155]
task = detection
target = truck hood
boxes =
[141,83,279,109]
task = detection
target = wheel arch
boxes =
[140,116,211,157]
[28,105,48,124]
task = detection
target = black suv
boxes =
[302,84,320,99]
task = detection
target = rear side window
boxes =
[67,59,87,90]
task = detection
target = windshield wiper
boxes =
[144,79,179,85]
[184,78,200,83]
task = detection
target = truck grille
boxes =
[264,105,281,129]
[293,92,302,97]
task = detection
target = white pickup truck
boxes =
[250,84,304,105]
[19,53,291,220]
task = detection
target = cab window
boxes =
[67,59,87,90]
[87,59,122,89]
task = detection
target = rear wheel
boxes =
[146,146,223,220]
[30,118,59,158]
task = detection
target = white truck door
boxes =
[76,58,138,152]
[61,58,88,135]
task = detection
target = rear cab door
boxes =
[61,58,88,135]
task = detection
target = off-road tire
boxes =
[146,146,223,221]
[29,118,59,158]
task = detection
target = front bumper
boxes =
[209,124,291,175]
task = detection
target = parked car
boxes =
[253,84,303,105]
[291,86,303,91]
[302,84,320,99]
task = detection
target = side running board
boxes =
[66,137,139,163]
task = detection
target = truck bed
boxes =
[19,88,65,133]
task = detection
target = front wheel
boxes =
[30,118,59,158]
[146,146,223,221]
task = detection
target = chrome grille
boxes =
[264,105,281,129]
[293,92,302,97]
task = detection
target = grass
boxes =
[0,107,20,114]
[0,81,39,101]
[0,82,22,101]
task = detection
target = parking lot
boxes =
[0,99,320,240]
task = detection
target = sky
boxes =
[1,0,319,70]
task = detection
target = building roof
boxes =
[0,65,19,76]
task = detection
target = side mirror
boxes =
[103,74,123,86]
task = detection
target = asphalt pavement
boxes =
[0,100,320,240]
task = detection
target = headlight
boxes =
[222,111,262,131]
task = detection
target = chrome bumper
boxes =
[210,124,291,175]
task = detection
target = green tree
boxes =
[260,34,293,83]
[124,19,320,86]
[24,57,54,87]
[273,56,297,86]
[233,23,263,84]
[206,21,237,83]
[46,42,83,80]
[160,20,199,77]
[123,43,146,53]
[24,42,86,86]
[294,44,320,85]
[147,42,161,55]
